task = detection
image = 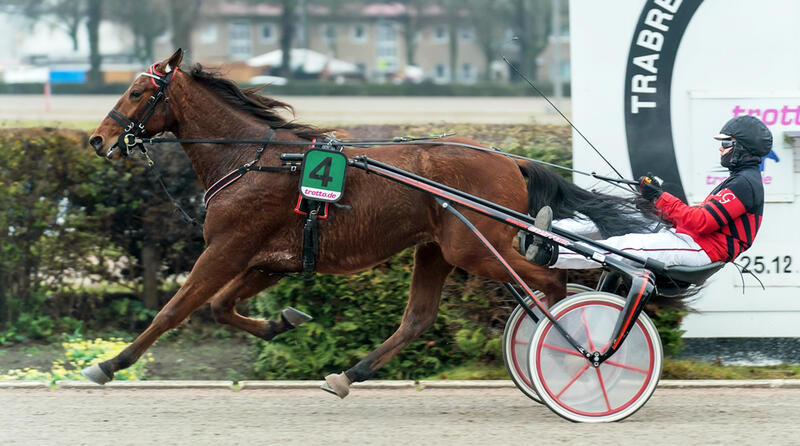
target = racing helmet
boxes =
[713,115,772,157]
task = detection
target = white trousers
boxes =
[552,217,712,270]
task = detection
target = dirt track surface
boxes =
[0,95,570,125]
[2,387,799,445]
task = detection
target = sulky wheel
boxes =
[527,292,662,423]
[502,284,591,404]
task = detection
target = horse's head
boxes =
[89,49,184,159]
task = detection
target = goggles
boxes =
[720,140,735,149]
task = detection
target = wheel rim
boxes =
[502,284,591,403]
[529,293,662,422]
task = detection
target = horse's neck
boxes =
[171,86,271,189]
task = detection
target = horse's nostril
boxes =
[89,135,104,151]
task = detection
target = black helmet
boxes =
[713,115,772,156]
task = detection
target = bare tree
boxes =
[398,0,426,67]
[52,0,85,51]
[466,0,506,81]
[108,0,168,64]
[279,0,297,78]
[86,0,102,84]
[6,0,104,84]
[511,0,551,82]
[446,0,459,82]
[168,0,202,63]
[10,0,86,51]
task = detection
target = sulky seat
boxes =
[660,261,726,285]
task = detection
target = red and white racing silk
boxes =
[655,165,764,262]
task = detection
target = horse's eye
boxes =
[130,91,142,98]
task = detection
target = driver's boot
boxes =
[521,206,558,266]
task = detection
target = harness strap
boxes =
[203,169,246,207]
[302,202,324,273]
[203,129,286,207]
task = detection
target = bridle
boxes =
[106,63,177,159]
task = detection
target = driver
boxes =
[523,115,772,269]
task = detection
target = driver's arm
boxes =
[655,187,750,234]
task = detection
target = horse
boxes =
[85,49,655,397]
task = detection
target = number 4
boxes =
[309,157,334,187]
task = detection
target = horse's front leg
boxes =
[321,243,454,398]
[81,246,248,385]
[209,269,311,340]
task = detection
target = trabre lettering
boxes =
[636,29,664,52]
[654,0,682,14]
[644,8,674,32]
[633,54,659,74]
[629,1,683,114]
[631,95,657,113]
[632,74,657,94]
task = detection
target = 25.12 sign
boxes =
[739,255,793,275]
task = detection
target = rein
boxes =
[106,63,640,219]
[133,133,639,194]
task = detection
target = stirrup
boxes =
[526,242,559,266]
[523,206,557,266]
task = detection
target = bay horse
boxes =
[85,49,654,397]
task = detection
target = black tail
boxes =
[520,162,701,308]
[519,162,659,238]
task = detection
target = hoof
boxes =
[81,363,113,385]
[282,307,312,328]
[321,372,351,399]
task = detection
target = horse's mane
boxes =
[520,162,661,238]
[189,64,334,141]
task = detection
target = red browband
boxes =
[147,63,179,88]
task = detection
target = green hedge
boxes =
[0,128,204,339]
[250,251,509,380]
[0,80,571,97]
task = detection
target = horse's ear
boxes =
[161,48,184,74]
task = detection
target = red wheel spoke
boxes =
[556,363,591,399]
[542,343,584,358]
[513,340,530,345]
[530,297,659,421]
[604,359,649,374]
[595,367,612,412]
[581,307,596,351]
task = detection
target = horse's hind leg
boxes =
[82,247,249,385]
[321,242,454,399]
[439,221,568,306]
[460,247,567,307]
[209,270,311,340]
